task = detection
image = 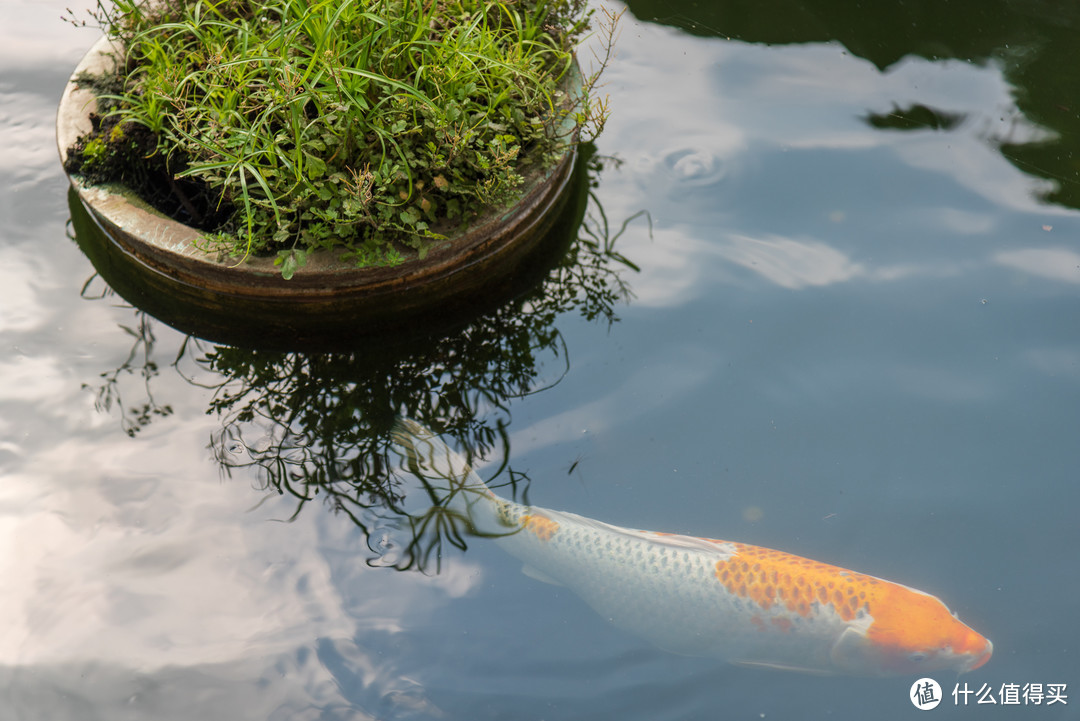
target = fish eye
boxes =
[909,652,928,663]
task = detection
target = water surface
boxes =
[1,0,1078,719]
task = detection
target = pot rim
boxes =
[57,35,581,303]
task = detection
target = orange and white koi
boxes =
[392,420,992,676]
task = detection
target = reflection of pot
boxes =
[58,36,583,346]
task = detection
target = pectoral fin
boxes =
[732,659,835,675]
[828,625,871,674]
[521,564,564,586]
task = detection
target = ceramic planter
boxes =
[58,36,583,345]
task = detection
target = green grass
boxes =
[67,0,613,277]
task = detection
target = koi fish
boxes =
[392,420,992,676]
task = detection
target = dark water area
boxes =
[1,0,1078,719]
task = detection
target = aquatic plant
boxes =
[64,0,617,277]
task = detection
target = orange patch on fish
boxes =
[770,616,794,633]
[862,581,993,670]
[714,542,876,621]
[521,513,560,541]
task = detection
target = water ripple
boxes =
[637,146,727,192]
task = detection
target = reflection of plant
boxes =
[204,149,642,571]
[570,154,648,321]
[80,144,646,572]
[79,281,174,438]
[863,104,966,132]
[633,0,1080,214]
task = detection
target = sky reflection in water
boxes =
[1,0,1078,719]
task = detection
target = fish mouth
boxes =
[967,638,993,671]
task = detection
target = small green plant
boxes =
[64,0,617,277]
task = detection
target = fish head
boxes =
[830,583,992,676]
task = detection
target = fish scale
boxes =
[394,420,992,676]
[492,502,857,667]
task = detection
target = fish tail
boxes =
[390,418,498,523]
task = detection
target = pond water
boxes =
[2,0,1078,719]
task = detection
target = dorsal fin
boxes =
[540,508,740,558]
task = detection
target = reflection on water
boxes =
[864,103,966,132]
[77,305,175,437]
[4,0,1080,718]
[626,0,1080,212]
[77,148,645,573]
